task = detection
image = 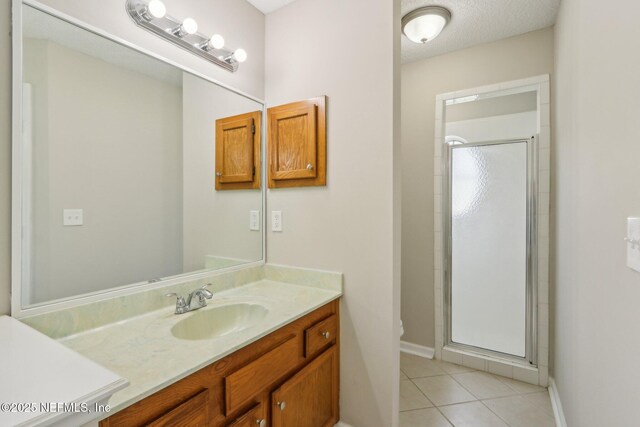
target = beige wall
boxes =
[401,28,554,348]
[182,73,262,272]
[0,0,264,315]
[265,0,400,425]
[553,0,640,424]
[0,3,10,316]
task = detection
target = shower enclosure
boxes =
[434,77,550,384]
[445,137,537,364]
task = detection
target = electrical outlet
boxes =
[271,211,282,232]
[63,209,83,226]
[249,210,260,231]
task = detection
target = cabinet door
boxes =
[215,111,261,190]
[271,346,338,427]
[267,97,326,188]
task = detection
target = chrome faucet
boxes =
[165,284,213,314]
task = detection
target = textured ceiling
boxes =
[246,0,297,14]
[401,0,560,63]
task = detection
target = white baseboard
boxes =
[334,422,355,427]
[548,377,568,427]
[400,341,435,359]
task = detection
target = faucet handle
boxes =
[199,283,213,298]
[165,292,188,313]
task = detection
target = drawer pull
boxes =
[321,331,331,339]
[276,401,286,411]
[257,419,266,427]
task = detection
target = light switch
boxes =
[271,211,282,232]
[627,217,640,273]
[249,210,260,231]
[63,209,83,226]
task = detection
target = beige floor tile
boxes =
[432,359,476,374]
[495,375,547,395]
[451,371,518,400]
[482,393,556,427]
[412,375,477,407]
[438,401,508,427]
[401,353,446,378]
[521,391,554,416]
[400,408,452,427]
[401,369,409,380]
[401,380,434,411]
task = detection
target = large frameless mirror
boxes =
[13,3,264,313]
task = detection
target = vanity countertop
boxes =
[0,316,128,427]
[58,278,342,416]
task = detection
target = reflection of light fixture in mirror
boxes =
[125,0,246,72]
[402,6,451,44]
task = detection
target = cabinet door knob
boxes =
[322,331,331,339]
[276,401,286,411]
[256,419,266,427]
[216,172,222,177]
[306,163,313,171]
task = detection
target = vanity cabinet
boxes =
[215,111,262,191]
[99,300,339,427]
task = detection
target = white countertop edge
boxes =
[15,378,129,427]
[101,291,342,417]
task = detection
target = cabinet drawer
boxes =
[225,336,299,415]
[305,315,337,357]
[147,389,208,427]
[226,402,267,427]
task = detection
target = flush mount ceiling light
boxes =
[402,6,451,44]
[126,0,247,72]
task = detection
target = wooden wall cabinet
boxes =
[267,97,326,188]
[99,300,339,427]
[215,111,261,191]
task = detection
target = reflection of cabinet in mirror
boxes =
[267,96,326,188]
[215,111,262,190]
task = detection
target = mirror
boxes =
[17,4,264,309]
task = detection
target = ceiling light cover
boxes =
[402,6,451,44]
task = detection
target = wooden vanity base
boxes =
[99,300,339,427]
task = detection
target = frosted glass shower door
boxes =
[450,141,528,357]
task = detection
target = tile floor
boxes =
[400,353,556,427]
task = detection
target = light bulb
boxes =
[208,34,225,50]
[147,0,166,19]
[181,18,198,35]
[233,48,247,63]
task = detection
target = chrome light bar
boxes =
[125,0,247,73]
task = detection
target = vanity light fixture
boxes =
[126,0,247,72]
[402,6,451,44]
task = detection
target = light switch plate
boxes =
[249,210,260,231]
[63,209,83,226]
[271,211,282,232]
[627,217,640,273]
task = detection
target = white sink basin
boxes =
[171,303,269,340]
